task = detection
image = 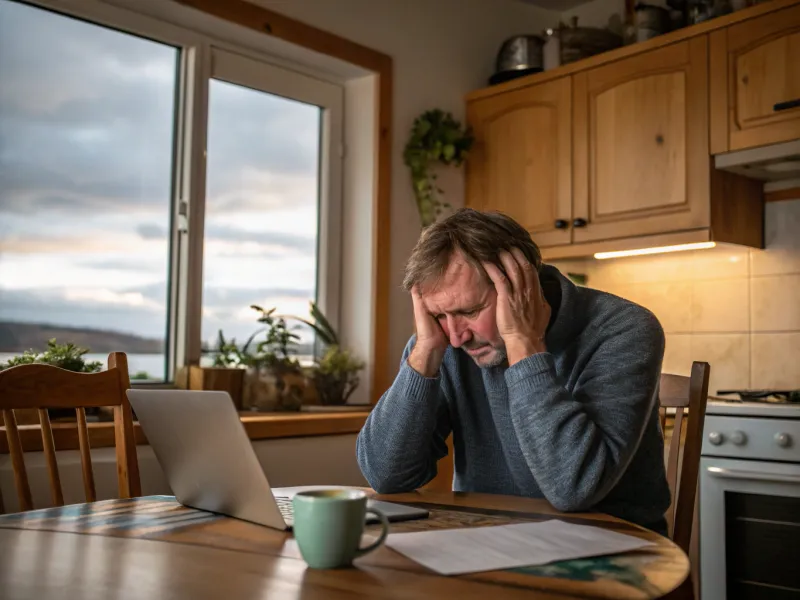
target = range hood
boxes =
[715,139,800,181]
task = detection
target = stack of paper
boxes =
[385,519,654,575]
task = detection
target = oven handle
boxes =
[707,466,800,484]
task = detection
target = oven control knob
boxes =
[708,431,724,445]
[775,432,792,448]
[730,430,747,446]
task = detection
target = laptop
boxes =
[126,389,429,530]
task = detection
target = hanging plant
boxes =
[403,109,474,227]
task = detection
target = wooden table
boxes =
[0,490,688,599]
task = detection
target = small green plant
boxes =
[403,109,474,227]
[296,301,365,405]
[249,305,301,373]
[130,371,152,381]
[314,345,365,405]
[292,300,338,346]
[211,329,254,368]
[0,339,103,373]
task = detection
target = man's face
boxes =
[420,253,506,368]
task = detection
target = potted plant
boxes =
[403,109,474,227]
[0,339,104,424]
[242,305,307,412]
[296,302,365,406]
[183,330,249,410]
[0,338,103,373]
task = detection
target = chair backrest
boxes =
[0,352,141,511]
[659,361,710,556]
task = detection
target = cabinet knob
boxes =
[572,218,588,228]
[775,432,792,448]
[708,431,724,446]
[554,219,569,229]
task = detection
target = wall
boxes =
[552,199,800,395]
[255,0,558,377]
[0,434,366,513]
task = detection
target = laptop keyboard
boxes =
[275,495,293,524]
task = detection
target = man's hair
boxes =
[403,208,542,292]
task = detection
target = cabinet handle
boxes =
[572,218,588,228]
[774,99,800,112]
[554,219,569,229]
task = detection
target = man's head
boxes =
[403,209,542,368]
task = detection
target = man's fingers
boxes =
[510,247,535,287]
[483,261,509,296]
[498,251,522,292]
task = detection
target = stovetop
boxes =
[707,400,800,419]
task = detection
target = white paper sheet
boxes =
[385,519,655,576]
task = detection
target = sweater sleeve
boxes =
[504,307,665,512]
[356,337,452,493]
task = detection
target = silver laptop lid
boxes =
[126,389,288,530]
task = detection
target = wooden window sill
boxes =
[0,411,371,454]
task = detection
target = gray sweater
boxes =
[356,264,671,531]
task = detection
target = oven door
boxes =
[700,456,800,600]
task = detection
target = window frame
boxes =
[9,0,346,384]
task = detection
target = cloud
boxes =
[0,282,314,345]
[0,287,167,339]
[79,257,162,272]
[137,223,167,240]
[0,1,321,342]
[205,224,315,254]
[0,2,321,219]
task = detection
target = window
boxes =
[0,1,344,382]
[0,0,178,381]
[201,49,342,362]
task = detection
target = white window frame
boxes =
[14,0,346,383]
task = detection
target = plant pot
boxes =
[243,366,307,412]
[313,371,360,406]
[186,366,245,410]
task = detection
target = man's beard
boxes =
[463,339,507,368]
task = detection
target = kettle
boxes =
[490,35,544,85]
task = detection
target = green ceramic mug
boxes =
[292,489,390,569]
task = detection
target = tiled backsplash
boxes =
[551,199,800,394]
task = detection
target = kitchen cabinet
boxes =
[572,38,710,244]
[710,3,800,153]
[465,77,572,248]
[463,0,786,259]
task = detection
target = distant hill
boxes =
[0,321,164,354]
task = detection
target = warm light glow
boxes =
[594,242,716,260]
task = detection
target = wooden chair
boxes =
[659,361,711,600]
[0,352,141,512]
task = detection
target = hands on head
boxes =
[408,247,550,377]
[482,247,550,366]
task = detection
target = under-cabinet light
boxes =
[593,242,716,260]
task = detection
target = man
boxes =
[356,208,671,533]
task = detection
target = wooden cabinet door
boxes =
[711,4,800,152]
[572,38,710,244]
[465,77,572,248]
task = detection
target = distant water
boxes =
[0,353,166,381]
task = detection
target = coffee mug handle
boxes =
[355,508,390,558]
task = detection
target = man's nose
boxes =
[446,316,471,348]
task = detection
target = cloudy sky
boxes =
[0,0,321,350]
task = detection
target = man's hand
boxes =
[407,285,448,378]
[483,248,551,366]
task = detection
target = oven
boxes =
[700,404,800,600]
